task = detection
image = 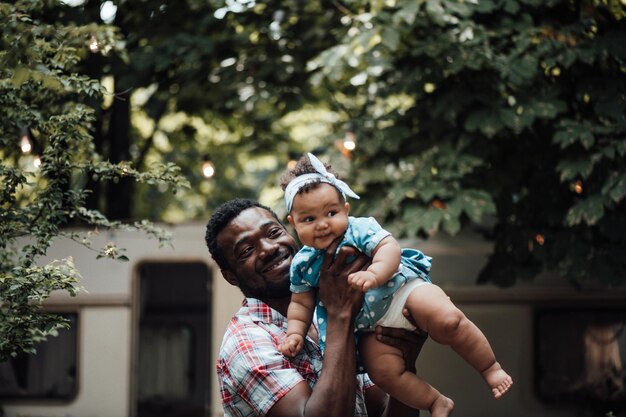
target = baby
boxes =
[278,153,512,416]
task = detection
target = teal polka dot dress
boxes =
[290,216,432,353]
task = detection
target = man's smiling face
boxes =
[217,207,298,300]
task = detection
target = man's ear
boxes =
[287,214,295,227]
[221,269,239,287]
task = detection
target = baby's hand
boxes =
[279,334,305,357]
[348,270,379,292]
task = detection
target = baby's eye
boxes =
[303,216,314,222]
[327,210,338,217]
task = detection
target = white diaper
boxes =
[374,279,431,330]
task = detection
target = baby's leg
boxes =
[359,332,454,416]
[405,284,513,398]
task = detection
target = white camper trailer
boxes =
[2,224,625,417]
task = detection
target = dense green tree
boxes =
[2,0,625,361]
[302,0,626,288]
[0,0,187,360]
[142,0,625,288]
[45,0,344,221]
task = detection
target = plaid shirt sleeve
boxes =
[218,320,305,417]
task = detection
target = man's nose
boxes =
[258,239,277,259]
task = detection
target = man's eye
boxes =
[239,247,253,259]
[268,227,283,238]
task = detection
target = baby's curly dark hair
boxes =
[279,154,344,200]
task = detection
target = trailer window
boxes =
[534,308,626,408]
[136,261,212,417]
[0,313,78,400]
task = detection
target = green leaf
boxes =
[418,207,443,232]
[381,27,401,51]
[603,173,626,203]
[395,1,420,25]
[441,204,462,235]
[503,0,521,14]
[507,54,538,84]
[456,190,496,223]
[10,66,31,86]
[552,122,595,150]
[556,158,594,181]
[464,108,503,138]
[565,195,605,226]
[534,98,567,119]
[498,107,534,132]
[401,204,427,237]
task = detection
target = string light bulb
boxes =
[335,122,356,158]
[88,35,100,53]
[287,151,299,170]
[33,155,42,169]
[20,128,32,153]
[201,155,215,178]
[343,128,356,151]
[574,180,583,194]
[535,234,545,245]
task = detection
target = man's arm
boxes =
[267,241,368,417]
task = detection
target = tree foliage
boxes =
[82,0,345,221]
[19,0,626,290]
[0,0,188,360]
[302,0,626,288]
[160,0,625,288]
[2,0,625,360]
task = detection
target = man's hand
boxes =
[279,334,305,357]
[317,238,369,319]
[374,309,427,373]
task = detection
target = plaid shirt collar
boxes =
[242,297,287,327]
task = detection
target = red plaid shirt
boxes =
[217,298,373,417]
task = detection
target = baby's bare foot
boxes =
[430,394,454,417]
[482,362,513,398]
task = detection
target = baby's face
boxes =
[288,183,350,249]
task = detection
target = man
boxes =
[205,199,424,417]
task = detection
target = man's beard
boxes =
[239,277,292,300]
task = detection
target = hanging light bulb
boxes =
[287,151,298,170]
[88,35,100,53]
[201,155,215,178]
[20,128,32,153]
[535,233,545,245]
[334,122,357,158]
[574,180,583,194]
[343,125,356,151]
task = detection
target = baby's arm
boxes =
[279,290,317,357]
[348,235,401,292]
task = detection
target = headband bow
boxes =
[284,153,360,212]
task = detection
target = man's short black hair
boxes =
[205,198,277,271]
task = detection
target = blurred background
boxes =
[1,0,625,416]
